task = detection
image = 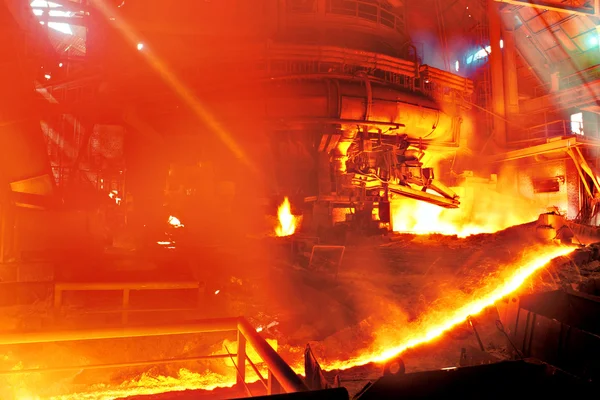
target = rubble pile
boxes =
[541,244,600,295]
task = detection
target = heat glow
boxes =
[168,215,184,228]
[391,183,542,237]
[317,245,574,370]
[275,197,298,237]
[11,246,573,399]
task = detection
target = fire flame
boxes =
[391,181,543,237]
[275,197,298,237]
[108,190,121,205]
[168,215,184,228]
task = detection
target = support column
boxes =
[502,16,520,116]
[277,0,287,33]
[317,0,326,14]
[0,203,6,263]
[488,0,507,148]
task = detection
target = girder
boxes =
[495,0,599,16]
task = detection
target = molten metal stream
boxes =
[17,246,573,399]
[318,245,574,370]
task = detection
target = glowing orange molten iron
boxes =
[13,247,573,399]
[275,197,298,237]
[319,245,574,370]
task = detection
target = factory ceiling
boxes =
[14,0,600,106]
[406,0,600,101]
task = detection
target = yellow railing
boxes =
[0,317,309,396]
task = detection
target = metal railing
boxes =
[325,0,405,34]
[0,317,308,396]
[533,64,600,97]
[54,281,205,324]
[508,120,593,145]
[286,0,405,34]
[44,43,473,109]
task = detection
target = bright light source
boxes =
[590,36,598,46]
[32,9,43,16]
[44,74,51,80]
[214,289,220,295]
[571,112,584,135]
[455,60,460,72]
[48,10,71,17]
[31,0,61,7]
[137,42,144,51]
[58,62,63,67]
[168,215,184,228]
[500,39,504,48]
[48,22,73,34]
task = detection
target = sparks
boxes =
[9,246,574,398]
[319,245,574,370]
[391,183,542,237]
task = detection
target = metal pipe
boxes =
[55,281,202,291]
[272,118,403,129]
[332,129,356,174]
[0,318,239,345]
[246,354,269,390]
[0,354,234,376]
[237,318,308,394]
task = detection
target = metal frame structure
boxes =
[307,245,345,279]
[53,281,205,324]
[513,289,600,380]
[490,135,600,223]
[495,0,600,16]
[0,317,308,396]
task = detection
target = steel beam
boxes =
[238,318,308,394]
[488,136,600,162]
[0,354,233,376]
[495,0,598,16]
[388,183,460,208]
[0,318,239,345]
[273,118,403,129]
[489,0,507,147]
[55,281,202,291]
[0,317,310,395]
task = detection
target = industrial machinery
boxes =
[1,0,474,248]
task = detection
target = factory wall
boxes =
[500,158,579,219]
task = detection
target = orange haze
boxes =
[391,178,544,237]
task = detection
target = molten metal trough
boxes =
[0,245,577,399]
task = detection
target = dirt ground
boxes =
[1,222,600,399]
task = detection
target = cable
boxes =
[495,319,523,360]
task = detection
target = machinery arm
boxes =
[342,133,460,208]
